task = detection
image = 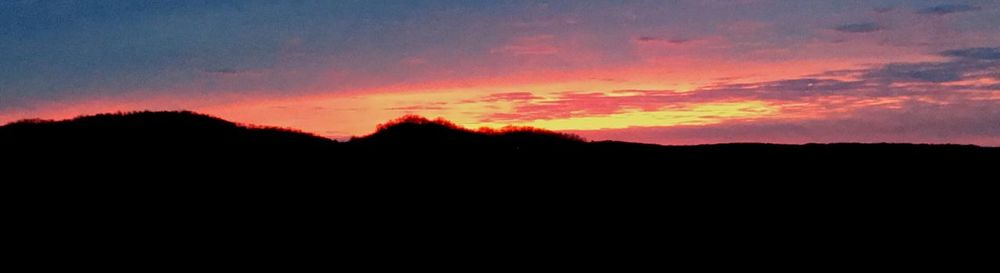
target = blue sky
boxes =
[2,0,999,144]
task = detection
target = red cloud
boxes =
[469,48,1000,136]
[480,92,543,102]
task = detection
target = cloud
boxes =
[941,48,1000,60]
[475,46,1000,124]
[480,92,543,102]
[385,105,448,111]
[721,48,1000,90]
[874,7,895,14]
[636,36,659,42]
[4,0,1000,142]
[864,63,965,83]
[699,78,874,101]
[569,99,1000,146]
[486,93,614,121]
[205,68,242,75]
[856,47,1000,83]
[917,4,981,15]
[386,101,450,111]
[834,23,883,33]
[634,36,693,44]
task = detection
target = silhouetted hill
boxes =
[1,111,335,154]
[350,115,586,152]
[2,110,997,176]
[4,110,994,249]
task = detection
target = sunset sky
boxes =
[2,0,999,145]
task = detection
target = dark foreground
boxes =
[2,111,996,176]
[2,111,992,265]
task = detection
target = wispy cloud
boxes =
[941,47,1000,60]
[834,23,883,33]
[634,36,695,44]
[480,92,543,102]
[470,47,1000,142]
[385,105,448,111]
[917,4,981,15]
[3,1,1000,146]
[569,99,1000,146]
[874,7,895,14]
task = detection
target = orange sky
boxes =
[3,1,999,145]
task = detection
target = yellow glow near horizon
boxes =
[5,57,921,140]
[196,74,789,137]
[469,101,779,131]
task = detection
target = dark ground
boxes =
[2,111,995,172]
[2,111,994,203]
[2,111,992,266]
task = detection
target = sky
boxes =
[2,0,999,145]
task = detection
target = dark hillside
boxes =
[1,111,996,175]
